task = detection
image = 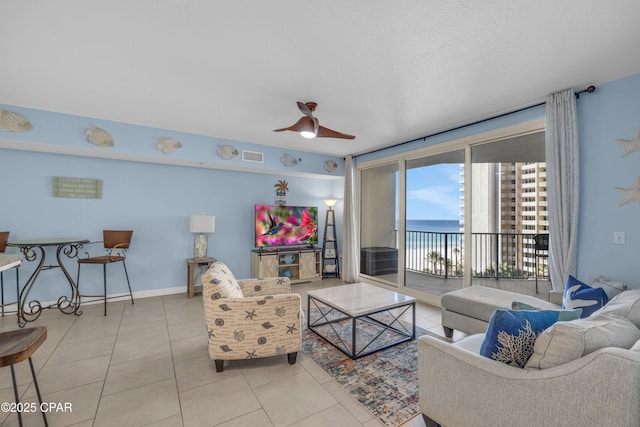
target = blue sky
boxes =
[405,164,461,220]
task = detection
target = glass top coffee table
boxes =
[307,282,416,359]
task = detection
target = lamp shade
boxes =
[323,199,337,208]
[189,215,215,233]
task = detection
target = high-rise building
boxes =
[460,161,548,277]
[500,162,548,276]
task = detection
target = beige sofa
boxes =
[419,289,640,427]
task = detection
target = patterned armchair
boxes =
[201,262,302,372]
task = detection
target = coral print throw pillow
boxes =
[480,308,582,368]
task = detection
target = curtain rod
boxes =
[357,85,596,158]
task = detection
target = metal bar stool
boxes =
[0,326,48,426]
[77,230,134,316]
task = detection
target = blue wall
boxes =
[0,107,344,303]
[577,73,640,286]
[357,73,640,288]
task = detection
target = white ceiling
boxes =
[1,1,639,157]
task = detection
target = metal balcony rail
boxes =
[403,230,549,280]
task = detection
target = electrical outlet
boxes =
[613,232,626,245]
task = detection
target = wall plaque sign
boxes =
[53,177,103,199]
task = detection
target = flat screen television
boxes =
[255,204,318,248]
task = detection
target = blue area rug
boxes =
[302,318,444,427]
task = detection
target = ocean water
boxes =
[402,220,462,272]
[404,219,461,233]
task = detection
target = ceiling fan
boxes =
[273,101,355,140]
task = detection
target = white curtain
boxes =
[545,89,579,291]
[341,155,360,282]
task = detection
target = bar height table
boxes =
[0,254,21,321]
[8,238,89,327]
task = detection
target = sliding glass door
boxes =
[404,150,464,297]
[357,120,547,303]
[469,133,549,295]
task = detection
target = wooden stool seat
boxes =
[77,230,134,316]
[0,326,48,426]
[0,327,47,367]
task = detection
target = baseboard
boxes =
[0,286,190,312]
[80,285,188,306]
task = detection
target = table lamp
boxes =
[189,214,215,259]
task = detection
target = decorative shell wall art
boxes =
[281,153,299,167]
[217,144,238,160]
[324,160,338,173]
[156,137,182,154]
[85,126,114,147]
[615,177,640,206]
[0,109,32,132]
[616,129,640,158]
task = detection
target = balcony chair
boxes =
[533,233,549,293]
[77,230,134,316]
[0,326,48,427]
[201,261,302,372]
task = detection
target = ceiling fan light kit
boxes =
[274,101,355,140]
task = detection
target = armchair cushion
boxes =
[525,313,640,369]
[201,261,244,300]
[237,277,292,297]
[480,308,582,368]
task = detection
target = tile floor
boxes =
[0,279,460,427]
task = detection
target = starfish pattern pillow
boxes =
[201,262,244,300]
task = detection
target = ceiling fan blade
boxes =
[273,116,313,133]
[317,125,356,140]
[297,101,314,118]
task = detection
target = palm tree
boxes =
[427,251,444,275]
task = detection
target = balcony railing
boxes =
[403,230,549,279]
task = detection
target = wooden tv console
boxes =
[251,247,322,284]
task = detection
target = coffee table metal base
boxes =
[307,295,415,359]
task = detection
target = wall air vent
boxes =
[242,150,264,163]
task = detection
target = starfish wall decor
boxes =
[615,177,640,206]
[616,128,640,158]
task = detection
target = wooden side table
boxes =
[187,257,217,297]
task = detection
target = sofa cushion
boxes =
[453,333,485,353]
[442,286,559,323]
[562,275,608,318]
[592,289,640,328]
[632,339,640,353]
[591,276,627,300]
[201,261,244,300]
[480,308,582,368]
[525,313,640,370]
